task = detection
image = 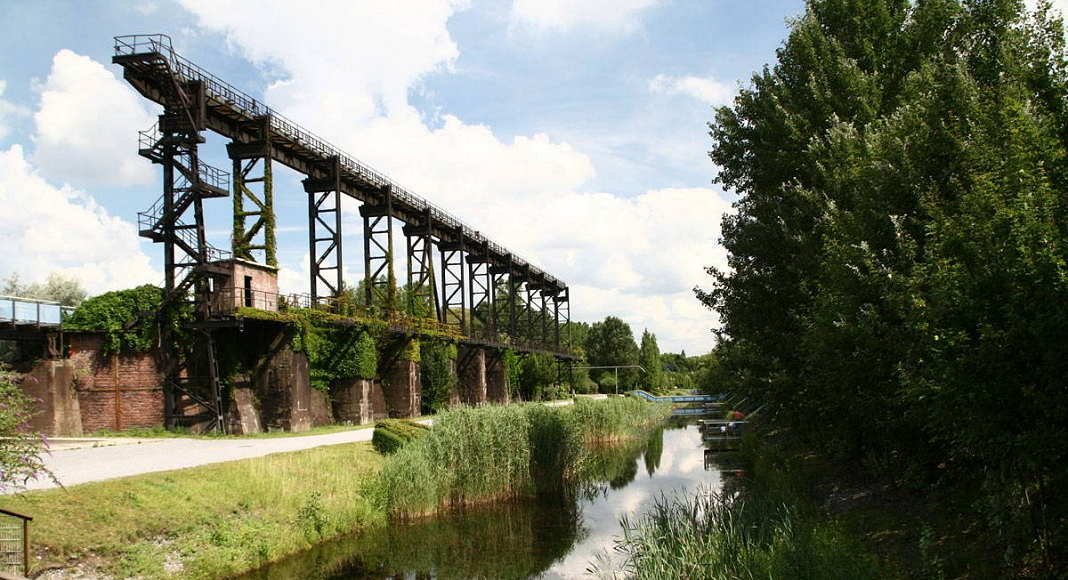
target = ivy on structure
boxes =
[420,338,458,413]
[63,285,189,354]
[401,338,420,363]
[288,315,379,392]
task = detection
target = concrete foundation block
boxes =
[458,345,487,406]
[24,359,83,436]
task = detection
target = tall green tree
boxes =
[637,330,663,393]
[700,0,1068,571]
[584,316,639,391]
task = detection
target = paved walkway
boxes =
[10,399,581,493]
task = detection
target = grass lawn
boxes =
[0,442,386,579]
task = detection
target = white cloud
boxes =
[178,0,727,352]
[180,0,470,129]
[0,145,158,294]
[1025,0,1068,18]
[649,74,735,106]
[510,0,662,34]
[32,49,158,188]
[0,80,30,141]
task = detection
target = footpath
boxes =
[11,397,594,493]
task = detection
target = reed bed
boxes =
[375,398,671,517]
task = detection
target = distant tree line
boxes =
[700,0,1068,573]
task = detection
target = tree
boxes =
[637,330,663,393]
[0,366,52,491]
[699,0,1068,571]
[2,272,87,306]
[584,316,639,391]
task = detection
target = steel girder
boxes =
[304,156,344,303]
[360,186,396,311]
[467,242,492,337]
[402,209,438,319]
[439,237,466,330]
[228,116,277,266]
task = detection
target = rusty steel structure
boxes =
[112,35,574,428]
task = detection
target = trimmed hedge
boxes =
[371,419,429,455]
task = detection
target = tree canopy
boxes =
[700,0,1068,571]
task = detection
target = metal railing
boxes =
[203,286,583,351]
[113,34,560,288]
[0,296,74,327]
[0,509,31,577]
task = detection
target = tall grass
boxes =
[376,398,670,516]
[2,442,386,579]
[606,489,882,579]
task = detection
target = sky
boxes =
[0,0,814,353]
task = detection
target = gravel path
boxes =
[11,426,386,493]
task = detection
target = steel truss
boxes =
[115,35,577,360]
[439,237,466,329]
[228,115,277,266]
[304,156,343,303]
[360,186,396,311]
[124,46,229,431]
[467,241,493,337]
[402,209,438,319]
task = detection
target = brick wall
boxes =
[68,333,164,431]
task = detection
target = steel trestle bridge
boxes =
[111,34,575,430]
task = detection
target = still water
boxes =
[241,420,722,579]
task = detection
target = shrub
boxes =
[0,366,52,491]
[371,419,429,455]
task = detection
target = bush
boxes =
[371,419,429,455]
[63,285,169,353]
[0,367,51,491]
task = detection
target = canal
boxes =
[240,418,723,579]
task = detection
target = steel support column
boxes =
[402,208,438,319]
[228,115,276,266]
[467,242,492,338]
[304,156,343,304]
[439,236,466,330]
[360,186,396,312]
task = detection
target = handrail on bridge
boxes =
[0,295,75,327]
[631,389,725,403]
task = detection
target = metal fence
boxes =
[0,296,74,327]
[0,509,31,577]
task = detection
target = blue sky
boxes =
[0,0,805,352]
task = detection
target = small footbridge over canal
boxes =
[631,390,726,416]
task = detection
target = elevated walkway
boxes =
[0,296,74,328]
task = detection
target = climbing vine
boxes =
[63,285,190,354]
[420,339,458,413]
[288,315,379,391]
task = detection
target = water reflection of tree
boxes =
[643,427,664,477]
[240,429,666,580]
[351,499,584,579]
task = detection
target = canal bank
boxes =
[0,398,669,579]
[238,418,718,578]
